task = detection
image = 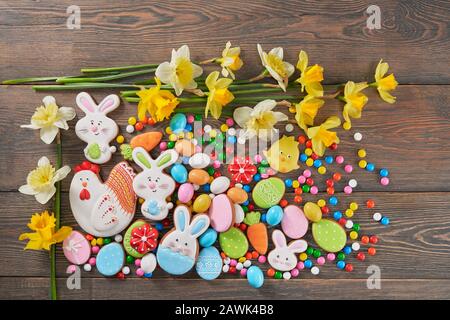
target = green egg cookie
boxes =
[123,220,147,258]
[219,227,248,259]
[312,219,347,253]
[252,177,285,209]
[87,143,101,159]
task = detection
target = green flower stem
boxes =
[50,132,62,301]
[56,68,157,84]
[124,95,296,104]
[2,76,60,85]
[81,63,159,74]
[337,96,346,102]
[33,83,138,91]
[231,88,281,95]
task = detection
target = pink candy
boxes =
[91,245,99,254]
[136,268,144,277]
[344,164,353,173]
[213,160,221,169]
[240,268,247,277]
[159,142,167,151]
[230,259,237,267]
[344,186,353,194]
[66,265,77,273]
[226,118,234,126]
[88,257,96,266]
[310,186,318,194]
[303,169,312,178]
[298,175,306,184]
[335,155,344,164]
[135,259,141,267]
[327,253,336,261]
[290,268,300,277]
[380,177,390,186]
[258,255,267,263]
[187,115,195,123]
[317,256,326,265]
[297,261,305,270]
[254,154,262,163]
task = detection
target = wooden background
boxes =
[1,0,450,300]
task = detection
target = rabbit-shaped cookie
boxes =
[157,205,210,275]
[75,92,120,164]
[268,229,307,271]
[132,147,179,221]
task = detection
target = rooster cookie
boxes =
[69,161,137,237]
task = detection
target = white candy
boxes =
[122,266,130,275]
[193,184,200,191]
[126,124,134,133]
[238,137,246,145]
[114,234,123,243]
[345,220,354,229]
[204,125,212,133]
[191,138,198,146]
[348,179,358,188]
[140,253,157,274]
[109,146,117,153]
[189,153,211,169]
[283,272,291,280]
[354,132,363,141]
[209,193,215,199]
[228,128,236,136]
[210,176,231,194]
[223,257,231,265]
[352,242,361,251]
[311,266,320,275]
[285,124,294,132]
[234,204,245,224]
[373,212,382,221]
[83,264,92,272]
[236,262,244,271]
[243,260,252,268]
[222,264,230,273]
[235,183,243,189]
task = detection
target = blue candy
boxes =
[304,259,313,268]
[366,163,375,172]
[336,260,346,269]
[333,211,343,220]
[247,266,264,288]
[313,159,322,168]
[300,154,308,162]
[199,228,218,248]
[325,156,334,164]
[381,216,390,225]
[170,113,187,133]
[285,179,293,188]
[343,246,352,255]
[379,168,389,177]
[171,163,188,183]
[253,173,261,182]
[266,205,284,226]
[329,196,338,206]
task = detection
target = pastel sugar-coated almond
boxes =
[208,194,234,232]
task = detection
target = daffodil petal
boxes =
[379,89,396,104]
[53,119,69,130]
[53,165,71,182]
[273,111,288,122]
[21,124,40,129]
[39,126,59,144]
[192,63,203,78]
[38,156,50,167]
[269,47,283,59]
[283,61,295,77]
[42,96,56,107]
[52,226,73,243]
[35,185,56,204]
[58,107,76,121]
[155,62,174,84]
[206,71,219,90]
[19,184,38,195]
[233,106,253,128]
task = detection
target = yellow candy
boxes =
[343,122,351,130]
[220,124,228,132]
[306,158,314,167]
[359,160,367,168]
[128,117,137,125]
[317,199,326,207]
[350,202,359,211]
[345,209,354,218]
[185,132,194,139]
[96,238,103,246]
[349,231,358,240]
[299,253,308,261]
[169,134,178,142]
[165,127,172,134]
[304,202,322,222]
[318,166,326,174]
[139,198,145,204]
[116,135,125,144]
[210,129,217,138]
[238,257,246,263]
[305,148,313,156]
[90,239,97,246]
[358,149,366,158]
[289,106,296,113]
[193,194,212,213]
[292,180,300,188]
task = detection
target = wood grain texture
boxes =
[0,0,450,300]
[1,1,450,84]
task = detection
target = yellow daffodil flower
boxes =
[216,41,243,79]
[19,156,71,204]
[342,81,369,130]
[233,99,288,141]
[21,96,75,144]
[296,50,324,97]
[373,59,398,104]
[294,95,325,133]
[257,44,294,92]
[137,78,180,122]
[19,211,72,251]
[307,116,341,156]
[205,71,234,119]
[156,45,203,96]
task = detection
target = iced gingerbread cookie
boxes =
[75,92,120,164]
[123,220,158,258]
[263,136,300,173]
[63,230,91,265]
[268,229,307,271]
[69,161,137,237]
[157,205,210,275]
[132,147,179,221]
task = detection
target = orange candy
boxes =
[267,268,275,277]
[366,199,375,208]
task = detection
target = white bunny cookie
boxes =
[132,147,178,221]
[157,205,210,275]
[75,92,120,164]
[268,229,307,271]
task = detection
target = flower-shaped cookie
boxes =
[228,156,257,184]
[130,223,159,254]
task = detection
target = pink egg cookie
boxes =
[208,194,235,232]
[281,205,309,239]
[63,230,91,265]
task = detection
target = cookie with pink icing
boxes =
[63,230,91,265]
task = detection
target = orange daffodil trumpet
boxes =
[296,50,324,97]
[257,44,294,91]
[341,81,369,130]
[294,95,325,133]
[156,45,203,96]
[307,116,341,157]
[136,77,180,122]
[217,41,243,79]
[205,71,235,119]
[372,59,398,103]
[19,211,72,251]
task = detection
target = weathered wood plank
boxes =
[1,85,449,192]
[1,277,449,300]
[1,192,449,279]
[1,1,449,83]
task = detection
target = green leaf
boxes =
[244,211,261,226]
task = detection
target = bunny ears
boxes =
[76,92,120,115]
[272,229,307,253]
[174,205,210,239]
[132,147,179,171]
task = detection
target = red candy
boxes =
[298,135,306,144]
[369,235,379,244]
[366,199,375,208]
[361,235,369,244]
[332,172,342,182]
[356,252,366,261]
[345,263,353,272]
[368,247,377,256]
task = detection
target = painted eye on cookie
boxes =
[185,242,188,246]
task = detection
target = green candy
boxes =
[219,227,248,259]
[252,177,285,209]
[312,219,347,253]
[123,220,147,258]
[167,141,175,149]
[87,143,101,159]
[274,271,282,279]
